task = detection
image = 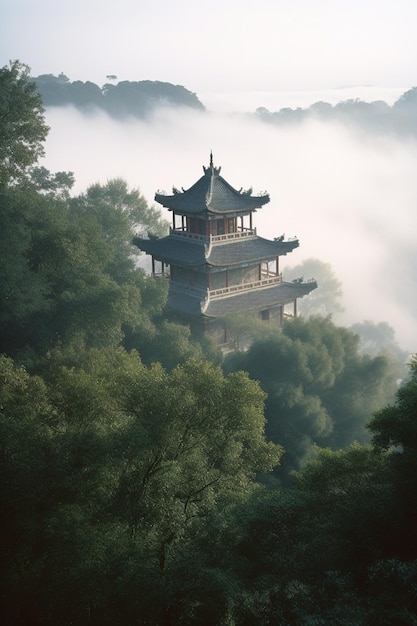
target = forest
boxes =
[30,71,417,138]
[1,60,417,625]
[31,72,205,118]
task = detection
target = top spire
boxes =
[204,151,221,176]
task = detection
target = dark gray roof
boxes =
[133,235,299,269]
[167,288,204,316]
[155,160,270,215]
[134,235,206,266]
[204,281,317,317]
[167,280,318,318]
[208,236,298,266]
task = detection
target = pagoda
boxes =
[133,154,317,344]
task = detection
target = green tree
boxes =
[350,319,408,364]
[0,175,170,363]
[27,165,75,199]
[222,310,274,351]
[224,316,399,480]
[112,356,281,535]
[285,258,344,318]
[369,356,417,453]
[232,440,416,625]
[0,349,281,625]
[70,178,168,244]
[367,357,417,561]
[0,61,49,187]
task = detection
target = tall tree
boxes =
[0,61,49,187]
[284,258,344,318]
[224,316,399,480]
[0,350,281,625]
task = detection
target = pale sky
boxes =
[2,0,417,95]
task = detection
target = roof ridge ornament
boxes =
[203,151,221,176]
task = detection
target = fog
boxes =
[41,102,417,354]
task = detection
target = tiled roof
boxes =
[134,235,206,267]
[208,236,298,266]
[167,280,317,318]
[155,161,270,215]
[133,234,299,268]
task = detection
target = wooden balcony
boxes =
[169,227,256,243]
[209,274,282,299]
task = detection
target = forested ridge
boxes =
[31,73,205,119]
[1,61,417,625]
[30,71,417,137]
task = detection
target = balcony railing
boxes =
[170,273,283,300]
[169,228,256,243]
[209,274,282,299]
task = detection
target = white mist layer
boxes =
[41,105,417,354]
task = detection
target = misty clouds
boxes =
[41,103,417,353]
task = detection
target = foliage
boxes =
[230,439,417,625]
[32,73,205,118]
[224,316,400,480]
[350,319,409,365]
[0,351,281,625]
[254,88,417,137]
[0,175,170,362]
[26,165,75,199]
[0,61,49,187]
[367,357,417,565]
[31,72,417,135]
[369,355,417,453]
[285,258,344,318]
[222,310,275,351]
[70,177,168,241]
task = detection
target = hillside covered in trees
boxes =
[31,72,205,119]
[30,71,417,137]
[252,86,417,137]
[1,61,417,625]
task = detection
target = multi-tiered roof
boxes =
[133,155,317,321]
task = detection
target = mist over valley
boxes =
[40,89,417,354]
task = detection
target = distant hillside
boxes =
[32,74,417,136]
[251,86,417,137]
[31,73,205,118]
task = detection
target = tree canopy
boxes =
[0,61,49,187]
[32,73,205,118]
[224,316,401,480]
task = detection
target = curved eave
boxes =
[166,280,318,318]
[133,236,206,267]
[133,235,299,269]
[203,281,318,318]
[206,237,299,267]
[155,173,270,215]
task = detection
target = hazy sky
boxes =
[2,0,417,96]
